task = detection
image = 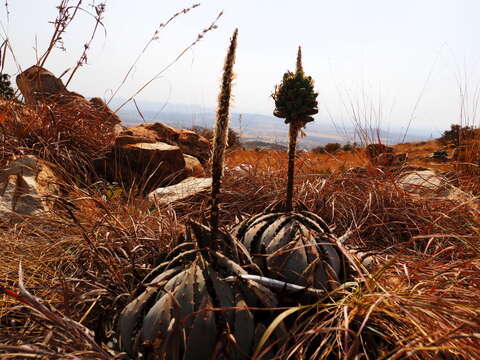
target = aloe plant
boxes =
[233,48,348,294]
[272,46,318,211]
[118,223,279,359]
[117,30,283,359]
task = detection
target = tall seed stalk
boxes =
[210,28,238,249]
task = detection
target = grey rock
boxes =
[148,177,212,205]
[0,155,61,218]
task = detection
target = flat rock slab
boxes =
[398,170,476,205]
[148,177,212,205]
[121,123,211,163]
[398,170,450,197]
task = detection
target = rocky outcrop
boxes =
[148,177,212,205]
[0,155,61,218]
[94,123,210,192]
[16,65,121,128]
[13,67,210,195]
[177,129,211,163]
[95,142,187,193]
[16,66,69,104]
[120,123,211,163]
[397,168,480,221]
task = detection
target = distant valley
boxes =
[112,100,439,149]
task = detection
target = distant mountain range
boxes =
[110,99,439,149]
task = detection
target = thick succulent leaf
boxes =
[322,260,341,290]
[141,266,196,347]
[231,213,263,238]
[160,269,189,299]
[213,251,247,276]
[141,291,176,349]
[259,215,291,250]
[317,240,341,276]
[225,230,256,267]
[183,293,217,360]
[268,238,309,286]
[235,213,280,242]
[239,279,278,308]
[266,219,297,253]
[157,317,181,360]
[207,264,235,324]
[118,286,158,357]
[144,266,184,288]
[118,266,182,356]
[191,262,205,314]
[233,295,255,360]
[247,212,281,229]
[242,220,272,253]
[298,211,332,234]
[301,237,331,289]
[304,257,329,290]
[143,244,196,284]
[188,221,215,250]
[172,265,198,330]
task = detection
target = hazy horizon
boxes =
[3,1,480,136]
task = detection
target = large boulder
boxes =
[16,66,68,104]
[0,155,61,218]
[95,142,186,193]
[96,124,208,192]
[121,123,211,163]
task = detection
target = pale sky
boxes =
[3,1,480,133]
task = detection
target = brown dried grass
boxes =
[0,142,479,358]
[0,98,115,183]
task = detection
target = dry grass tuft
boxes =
[0,98,116,182]
[265,253,480,359]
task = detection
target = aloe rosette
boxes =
[233,209,344,292]
[118,223,278,359]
